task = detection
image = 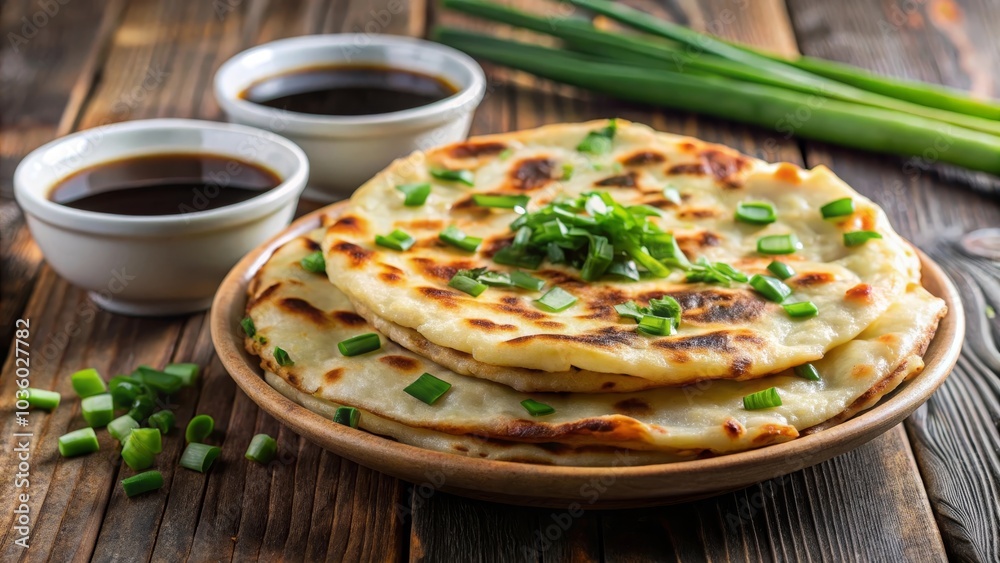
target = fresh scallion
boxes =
[767,260,796,280]
[404,373,453,405]
[577,119,617,154]
[121,471,163,497]
[274,346,294,367]
[109,377,146,409]
[121,433,155,471]
[735,201,777,225]
[164,363,200,387]
[337,333,381,357]
[245,433,278,464]
[333,406,361,428]
[396,182,432,206]
[757,234,802,255]
[662,186,681,205]
[300,251,326,273]
[844,230,883,246]
[179,442,221,473]
[535,287,578,312]
[743,387,782,410]
[128,395,155,423]
[510,270,545,291]
[148,410,176,434]
[713,262,748,282]
[820,197,855,218]
[241,317,256,338]
[430,167,475,186]
[749,274,792,303]
[783,301,819,318]
[637,314,676,336]
[108,414,140,443]
[71,368,106,398]
[58,428,99,457]
[794,363,822,381]
[520,399,556,417]
[136,367,183,395]
[439,225,482,252]
[81,393,114,428]
[375,229,416,251]
[26,388,60,411]
[448,274,488,297]
[648,295,682,319]
[131,428,163,454]
[492,246,544,269]
[472,194,530,209]
[614,301,645,322]
[186,414,215,444]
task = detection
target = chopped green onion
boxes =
[757,234,802,255]
[300,251,326,273]
[581,236,614,281]
[662,186,681,205]
[577,119,617,154]
[783,301,819,318]
[749,274,792,303]
[71,368,106,398]
[448,274,488,297]
[735,201,777,225]
[561,163,574,179]
[131,428,163,454]
[109,376,147,409]
[404,373,453,405]
[843,230,882,246]
[713,262,748,282]
[274,346,294,367]
[767,260,796,280]
[820,197,855,219]
[510,270,545,291]
[627,204,661,218]
[136,367,183,395]
[535,287,578,312]
[128,395,155,423]
[472,194,530,209]
[439,225,482,252]
[512,226,532,248]
[121,471,163,497]
[614,301,645,322]
[499,148,514,160]
[333,406,361,428]
[743,387,782,410]
[607,257,640,281]
[492,246,543,269]
[644,232,690,268]
[396,182,432,206]
[637,314,676,336]
[186,414,215,444]
[81,394,114,428]
[179,442,221,473]
[520,399,556,417]
[375,229,416,251]
[338,333,381,356]
[108,414,140,442]
[648,295,682,319]
[794,363,821,381]
[121,433,155,471]
[148,410,176,434]
[245,433,278,464]
[164,363,200,387]
[477,271,513,287]
[430,167,475,186]
[26,388,60,411]
[58,427,99,457]
[241,317,256,338]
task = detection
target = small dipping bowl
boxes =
[214,34,486,201]
[13,118,309,316]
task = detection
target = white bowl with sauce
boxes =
[13,118,309,316]
[214,34,486,201]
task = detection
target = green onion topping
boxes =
[535,287,578,312]
[783,301,819,318]
[300,251,326,273]
[662,186,681,205]
[121,470,163,497]
[164,363,200,387]
[820,197,855,219]
[430,167,475,186]
[185,414,215,444]
[735,201,777,225]
[58,428,99,457]
[241,317,256,338]
[757,234,802,255]
[404,373,452,405]
[71,368,106,398]
[338,333,381,357]
[333,406,361,428]
[375,229,416,251]
[439,225,482,252]
[82,393,114,428]
[843,230,882,246]
[637,314,676,336]
[136,367,183,395]
[274,346,294,367]
[472,194,530,209]
[577,119,617,154]
[794,363,821,381]
[245,433,278,464]
[396,182,432,206]
[561,163,574,179]
[743,387,783,410]
[26,388,60,411]
[520,399,556,417]
[767,260,796,280]
[179,442,221,473]
[108,414,140,443]
[448,273,489,297]
[687,258,747,284]
[148,410,175,434]
[749,274,792,303]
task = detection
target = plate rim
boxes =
[210,203,965,506]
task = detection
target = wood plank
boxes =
[786,1,1000,560]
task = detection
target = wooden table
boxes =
[2,0,999,560]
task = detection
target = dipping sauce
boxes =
[239,64,458,116]
[49,153,281,216]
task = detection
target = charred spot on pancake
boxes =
[327,215,366,235]
[332,311,367,327]
[303,238,321,251]
[601,382,616,390]
[482,236,515,258]
[380,272,402,283]
[678,141,698,153]
[752,424,799,445]
[675,231,722,255]
[620,151,666,166]
[534,320,565,329]
[851,364,874,379]
[466,318,517,331]
[398,218,447,231]
[410,256,478,282]
[653,289,766,324]
[329,241,374,267]
[448,141,507,159]
[418,286,461,307]
[791,272,835,287]
[491,297,545,320]
[505,325,638,348]
[667,163,706,176]
[845,283,875,303]
[703,149,750,188]
[453,444,469,452]
[614,398,652,415]
[323,368,344,384]
[285,372,299,386]
[504,418,618,440]
[595,171,638,188]
[877,333,898,345]
[774,162,801,184]
[379,355,421,373]
[510,157,556,190]
[279,297,329,326]
[676,207,721,220]
[729,357,752,377]
[534,269,584,287]
[579,287,630,321]
[723,418,745,439]
[653,330,763,354]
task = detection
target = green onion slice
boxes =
[614,301,645,322]
[71,368,106,398]
[27,388,60,411]
[472,194,530,209]
[396,182,432,206]
[136,367,183,395]
[338,333,381,356]
[82,394,114,428]
[109,376,146,409]
[439,225,482,252]
[404,373,452,405]
[743,387,782,410]
[637,314,677,336]
[757,234,802,255]
[245,433,278,464]
[430,167,475,186]
[492,246,543,269]
[185,414,215,444]
[749,274,792,303]
[164,363,200,387]
[300,251,326,273]
[648,295,682,319]
[122,433,156,471]
[131,427,163,454]
[577,119,617,154]
[179,442,221,473]
[767,260,796,280]
[535,287,578,312]
[333,406,361,429]
[713,262,748,282]
[735,201,777,225]
[274,346,294,367]
[561,163,574,179]
[783,301,819,318]
[148,410,176,434]
[520,399,556,417]
[510,270,545,291]
[58,428,99,457]
[448,274,488,297]
[108,414,140,443]
[375,229,416,251]
[843,230,883,246]
[794,363,822,381]
[820,197,855,219]
[241,317,256,338]
[121,470,163,497]
[128,395,155,423]
[662,186,682,205]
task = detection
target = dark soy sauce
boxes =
[49,153,282,216]
[239,64,458,116]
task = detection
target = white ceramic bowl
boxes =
[13,118,309,316]
[214,34,486,201]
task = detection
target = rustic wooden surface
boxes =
[1,0,998,561]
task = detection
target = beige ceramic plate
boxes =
[210,203,964,509]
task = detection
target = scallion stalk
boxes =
[108,414,140,443]
[338,333,381,356]
[334,406,361,428]
[404,373,453,405]
[81,394,114,428]
[743,387,782,410]
[121,471,163,497]
[58,427,99,457]
[245,434,278,464]
[148,410,176,434]
[179,442,221,473]
[185,414,214,444]
[26,388,60,411]
[71,368,106,398]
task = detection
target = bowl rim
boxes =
[213,34,487,134]
[211,203,964,506]
[13,118,310,236]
